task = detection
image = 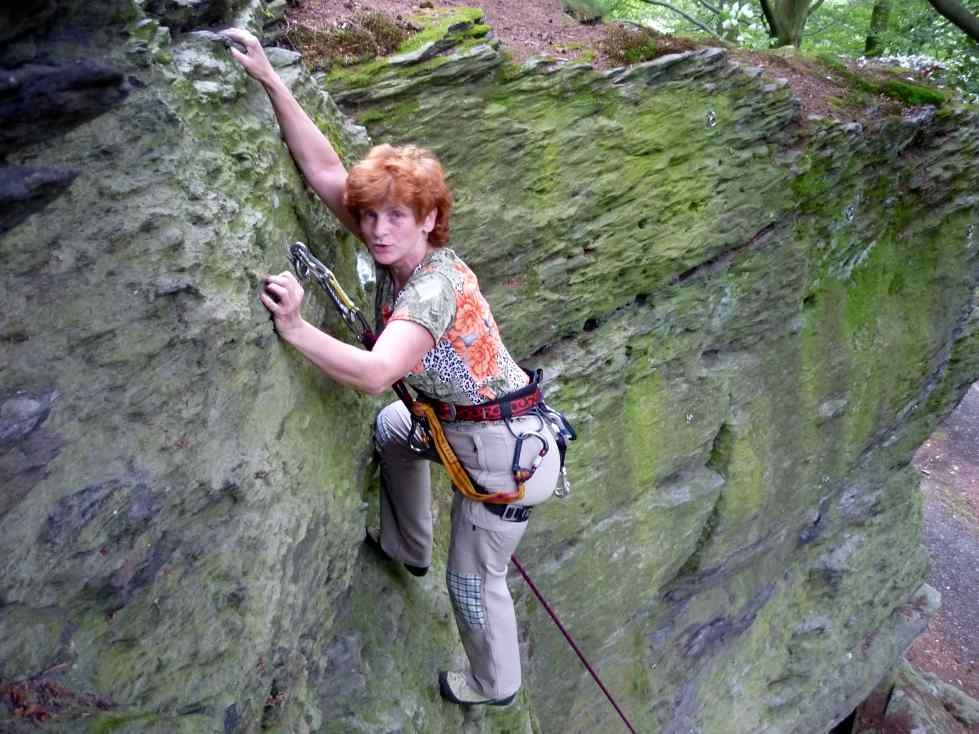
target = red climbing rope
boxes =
[510,554,638,734]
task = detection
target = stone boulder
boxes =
[1,2,978,732]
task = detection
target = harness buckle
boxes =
[501,504,531,522]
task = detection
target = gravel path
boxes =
[908,382,979,700]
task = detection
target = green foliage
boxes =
[804,0,979,103]
[598,0,769,45]
[595,0,977,103]
[879,77,947,103]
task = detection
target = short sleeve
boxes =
[388,270,457,342]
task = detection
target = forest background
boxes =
[576,0,979,102]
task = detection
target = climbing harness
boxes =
[287,241,573,504]
[285,242,636,733]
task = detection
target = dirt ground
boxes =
[909,382,979,701]
[290,0,610,65]
[287,0,885,118]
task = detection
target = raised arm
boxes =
[222,27,363,240]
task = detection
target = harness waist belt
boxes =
[485,503,532,522]
[425,384,543,422]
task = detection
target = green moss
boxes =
[879,79,946,106]
[325,57,388,88]
[716,431,765,526]
[790,143,972,475]
[674,494,721,577]
[463,23,491,39]
[89,712,163,733]
[399,6,485,54]
[356,108,386,125]
[324,6,489,90]
[815,53,945,107]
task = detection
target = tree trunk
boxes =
[759,0,780,42]
[761,0,816,47]
[925,0,979,41]
[864,0,891,56]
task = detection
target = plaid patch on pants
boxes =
[447,569,486,627]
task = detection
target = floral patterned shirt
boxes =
[374,248,528,405]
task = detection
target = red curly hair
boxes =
[344,144,453,247]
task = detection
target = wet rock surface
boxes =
[1,2,978,732]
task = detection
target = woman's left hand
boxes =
[260,271,305,340]
[221,28,277,86]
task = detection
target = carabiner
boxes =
[512,430,549,482]
[407,415,431,454]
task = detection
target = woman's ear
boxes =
[423,208,437,233]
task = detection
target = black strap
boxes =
[485,503,532,522]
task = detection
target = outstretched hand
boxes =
[261,271,306,339]
[221,28,276,85]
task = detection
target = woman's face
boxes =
[360,199,434,270]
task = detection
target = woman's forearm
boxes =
[261,75,342,179]
[261,274,433,395]
[280,320,390,395]
[225,28,360,235]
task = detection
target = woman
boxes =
[224,28,561,707]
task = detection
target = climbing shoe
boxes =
[363,529,428,577]
[438,671,516,707]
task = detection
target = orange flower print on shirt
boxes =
[375,248,527,405]
[465,333,499,381]
[451,291,485,341]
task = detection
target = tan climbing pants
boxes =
[374,400,560,699]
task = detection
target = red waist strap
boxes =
[424,386,543,422]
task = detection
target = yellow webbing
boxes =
[411,401,526,504]
[328,271,358,311]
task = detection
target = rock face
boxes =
[1,2,978,733]
[854,658,979,733]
